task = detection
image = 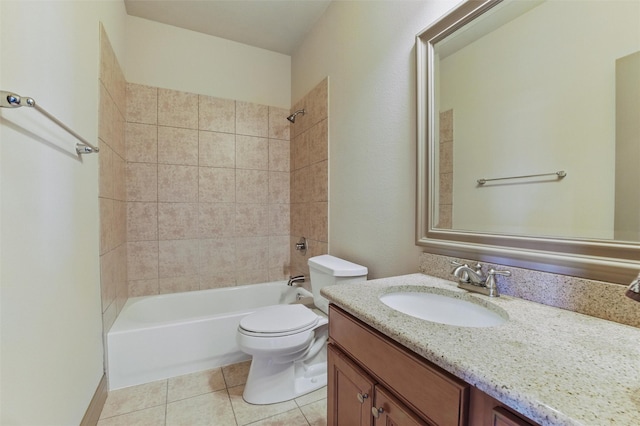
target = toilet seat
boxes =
[239,305,319,337]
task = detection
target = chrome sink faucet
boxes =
[451,261,510,297]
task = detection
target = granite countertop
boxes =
[321,273,640,426]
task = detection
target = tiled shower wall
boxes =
[290,78,329,279]
[124,84,292,296]
[98,25,128,335]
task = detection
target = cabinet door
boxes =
[328,344,375,426]
[493,407,535,426]
[372,385,431,426]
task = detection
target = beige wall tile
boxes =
[236,236,269,270]
[290,203,307,237]
[290,169,307,204]
[158,126,198,165]
[199,95,235,133]
[158,88,198,129]
[439,140,453,174]
[269,236,290,269]
[440,109,454,143]
[236,204,269,237]
[159,275,200,294]
[113,200,127,247]
[126,123,157,164]
[291,131,309,171]
[236,101,269,137]
[308,118,328,165]
[200,238,236,275]
[158,164,198,202]
[269,171,290,204]
[158,203,198,240]
[269,203,290,236]
[309,202,328,242]
[128,278,159,297]
[100,197,115,254]
[99,141,114,199]
[236,135,268,170]
[127,202,158,242]
[113,155,127,202]
[236,269,270,285]
[198,203,236,238]
[100,248,117,310]
[269,106,291,140]
[126,163,157,202]
[199,167,236,203]
[200,272,236,290]
[269,139,290,172]
[158,239,199,278]
[126,83,157,125]
[236,169,269,203]
[439,172,453,205]
[127,241,158,281]
[309,160,328,202]
[199,131,235,168]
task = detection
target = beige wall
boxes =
[125,15,291,109]
[291,0,457,278]
[0,1,127,424]
[125,84,291,296]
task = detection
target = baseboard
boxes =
[80,374,108,426]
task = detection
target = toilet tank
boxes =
[308,255,368,314]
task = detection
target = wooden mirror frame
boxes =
[415,0,640,284]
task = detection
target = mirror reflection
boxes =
[431,0,640,242]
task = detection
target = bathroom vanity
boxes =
[322,274,640,425]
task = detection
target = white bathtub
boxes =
[107,281,313,390]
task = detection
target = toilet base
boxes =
[242,348,327,405]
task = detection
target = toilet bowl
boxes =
[237,255,367,404]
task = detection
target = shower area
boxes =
[98,26,329,376]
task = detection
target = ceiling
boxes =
[124,0,332,55]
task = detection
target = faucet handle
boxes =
[484,268,511,297]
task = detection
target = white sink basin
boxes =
[379,291,507,328]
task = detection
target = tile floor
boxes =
[98,360,327,426]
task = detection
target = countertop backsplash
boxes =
[419,252,640,328]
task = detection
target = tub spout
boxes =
[288,275,305,286]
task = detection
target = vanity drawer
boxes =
[329,305,469,426]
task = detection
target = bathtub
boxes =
[107,281,313,390]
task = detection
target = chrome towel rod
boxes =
[1,90,99,155]
[477,170,566,185]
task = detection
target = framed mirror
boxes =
[416,0,640,284]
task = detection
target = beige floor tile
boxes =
[245,408,310,426]
[300,399,327,426]
[166,390,236,426]
[168,368,227,402]
[100,380,167,419]
[228,385,298,426]
[222,360,251,387]
[294,387,326,407]
[97,405,165,426]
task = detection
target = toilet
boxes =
[237,254,368,404]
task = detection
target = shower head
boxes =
[287,109,306,123]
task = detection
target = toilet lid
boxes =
[240,305,319,334]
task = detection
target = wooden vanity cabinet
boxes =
[328,305,538,426]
